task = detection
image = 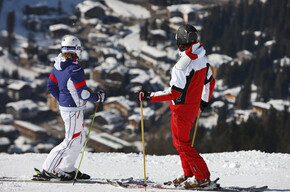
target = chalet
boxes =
[129,69,151,89]
[0,113,14,124]
[93,57,128,89]
[103,96,136,117]
[236,50,253,62]
[0,137,10,152]
[76,0,106,19]
[252,102,271,115]
[234,109,251,124]
[14,120,47,141]
[140,45,167,66]
[128,114,140,132]
[49,24,72,38]
[167,4,203,24]
[88,132,136,152]
[88,32,109,47]
[0,124,18,142]
[223,86,241,103]
[207,53,232,77]
[6,100,38,120]
[7,81,32,100]
[0,88,10,113]
[94,109,124,133]
[253,100,290,116]
[48,44,61,55]
[211,101,225,113]
[149,29,167,44]
[129,107,155,132]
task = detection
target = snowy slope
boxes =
[0,151,290,192]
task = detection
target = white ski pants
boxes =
[42,110,86,174]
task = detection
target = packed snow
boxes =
[0,151,290,191]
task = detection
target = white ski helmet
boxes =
[61,35,81,57]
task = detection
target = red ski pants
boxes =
[170,104,210,180]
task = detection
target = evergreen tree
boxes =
[236,78,251,109]
[6,10,15,53]
[6,10,15,38]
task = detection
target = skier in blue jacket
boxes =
[38,35,104,180]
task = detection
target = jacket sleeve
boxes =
[70,66,99,103]
[201,63,215,103]
[47,71,60,101]
[150,87,181,103]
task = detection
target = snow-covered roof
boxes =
[252,102,271,110]
[89,132,132,150]
[76,0,107,14]
[211,101,225,108]
[129,68,151,84]
[133,107,155,120]
[7,81,30,90]
[150,29,166,37]
[274,56,290,67]
[0,137,10,145]
[105,0,150,19]
[14,120,46,133]
[105,96,136,110]
[0,113,14,124]
[95,110,123,124]
[0,125,16,133]
[6,99,38,111]
[208,53,232,68]
[95,57,128,75]
[264,40,276,47]
[267,99,289,112]
[88,32,109,40]
[167,4,203,14]
[169,16,184,24]
[253,100,289,112]
[128,114,141,123]
[141,45,167,59]
[224,86,241,97]
[49,24,72,32]
[85,79,100,90]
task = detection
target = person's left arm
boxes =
[70,67,103,103]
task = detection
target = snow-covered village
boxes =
[0,0,290,191]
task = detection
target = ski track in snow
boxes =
[0,151,290,192]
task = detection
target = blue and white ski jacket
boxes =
[47,54,99,112]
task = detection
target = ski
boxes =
[0,177,109,184]
[106,179,268,192]
[111,182,267,192]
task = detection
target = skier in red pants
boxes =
[137,24,215,189]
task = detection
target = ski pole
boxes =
[73,102,99,185]
[191,110,201,147]
[140,99,147,190]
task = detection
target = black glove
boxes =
[200,100,208,112]
[136,88,151,102]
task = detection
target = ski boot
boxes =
[182,177,211,189]
[172,175,192,186]
[32,168,57,181]
[60,170,90,181]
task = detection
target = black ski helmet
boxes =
[176,24,198,47]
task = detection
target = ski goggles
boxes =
[61,46,81,51]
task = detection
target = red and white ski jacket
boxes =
[149,42,215,110]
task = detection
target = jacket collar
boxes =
[178,41,206,60]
